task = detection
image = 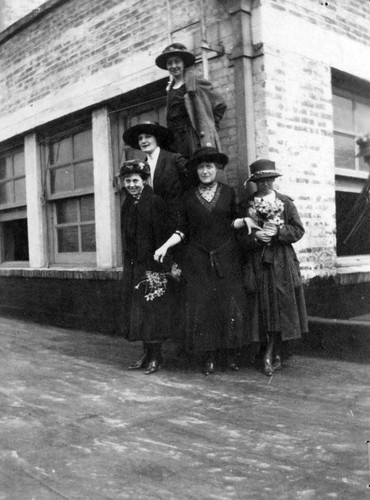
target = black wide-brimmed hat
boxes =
[119,159,150,179]
[122,121,174,150]
[247,159,282,182]
[186,147,229,170]
[155,43,196,70]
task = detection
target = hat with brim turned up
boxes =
[122,122,174,150]
[186,147,229,170]
[155,43,196,70]
[247,159,282,182]
[119,159,150,179]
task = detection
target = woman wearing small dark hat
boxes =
[118,159,178,375]
[234,159,308,376]
[155,43,227,159]
[154,147,248,375]
[123,121,192,349]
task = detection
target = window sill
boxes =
[336,255,370,284]
[0,266,123,280]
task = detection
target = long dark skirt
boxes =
[183,243,248,353]
[169,122,201,159]
[244,261,308,343]
[121,256,172,342]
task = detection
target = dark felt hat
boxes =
[155,43,195,70]
[122,121,174,150]
[186,147,229,170]
[119,159,150,179]
[247,159,282,182]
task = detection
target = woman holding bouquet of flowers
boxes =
[118,160,179,375]
[234,159,308,376]
[154,147,248,375]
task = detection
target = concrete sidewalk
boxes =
[0,316,369,500]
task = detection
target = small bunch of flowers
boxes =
[135,263,182,302]
[249,198,285,228]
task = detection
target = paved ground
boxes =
[0,315,369,500]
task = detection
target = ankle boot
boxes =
[128,343,150,370]
[144,343,162,375]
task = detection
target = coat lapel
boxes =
[153,149,166,189]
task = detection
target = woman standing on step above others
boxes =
[155,43,227,159]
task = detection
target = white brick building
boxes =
[0,0,369,331]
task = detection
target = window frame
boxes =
[332,78,370,260]
[0,146,26,210]
[333,87,370,191]
[41,123,96,266]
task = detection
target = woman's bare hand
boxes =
[255,230,272,243]
[263,222,278,237]
[154,246,168,263]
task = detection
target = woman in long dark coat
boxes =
[154,147,248,375]
[119,160,176,375]
[234,159,308,376]
[155,43,227,159]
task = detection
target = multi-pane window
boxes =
[0,147,29,264]
[46,127,96,264]
[333,86,370,257]
[0,148,26,209]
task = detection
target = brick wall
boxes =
[253,47,336,279]
[269,0,370,47]
[0,0,238,182]
[250,0,370,280]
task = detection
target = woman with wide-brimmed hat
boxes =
[234,159,308,376]
[154,147,248,375]
[123,121,191,347]
[118,159,179,375]
[155,43,227,159]
[122,121,191,211]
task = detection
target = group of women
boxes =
[118,43,308,376]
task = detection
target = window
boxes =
[0,148,26,209]
[45,127,96,265]
[333,78,370,257]
[0,146,29,265]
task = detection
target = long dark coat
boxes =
[152,148,189,212]
[120,185,173,342]
[178,183,248,353]
[166,69,227,157]
[237,191,308,342]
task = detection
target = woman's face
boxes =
[138,133,158,155]
[166,56,185,79]
[123,173,145,197]
[254,177,275,196]
[197,162,218,185]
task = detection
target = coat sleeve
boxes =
[152,195,173,246]
[195,78,227,129]
[276,199,305,244]
[235,198,262,253]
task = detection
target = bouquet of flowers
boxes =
[248,198,285,234]
[135,263,182,302]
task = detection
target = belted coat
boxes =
[237,191,308,342]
